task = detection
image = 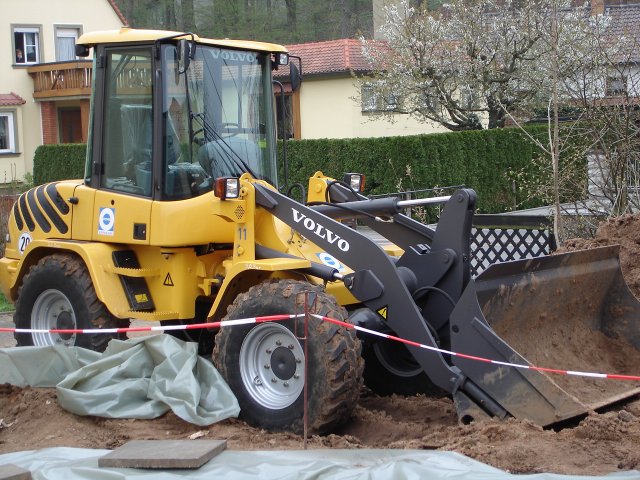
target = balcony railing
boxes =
[27,61,93,99]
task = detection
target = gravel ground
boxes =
[0,312,15,348]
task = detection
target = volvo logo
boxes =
[291,208,350,252]
[210,50,257,63]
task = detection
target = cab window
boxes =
[101,47,153,196]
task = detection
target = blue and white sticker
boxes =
[98,207,115,236]
[18,232,32,255]
[316,252,346,273]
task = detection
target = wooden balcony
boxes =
[27,61,92,99]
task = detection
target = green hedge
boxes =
[280,125,550,213]
[33,143,86,186]
[33,126,553,213]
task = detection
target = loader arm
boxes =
[313,179,437,249]
[254,183,509,419]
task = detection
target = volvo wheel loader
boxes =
[1,28,639,434]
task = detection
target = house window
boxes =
[55,27,81,62]
[606,75,627,96]
[13,26,41,65]
[361,85,378,112]
[0,112,16,154]
[361,84,399,113]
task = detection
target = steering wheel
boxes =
[220,122,240,137]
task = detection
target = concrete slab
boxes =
[0,464,31,480]
[98,440,227,469]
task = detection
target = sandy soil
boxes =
[2,215,640,476]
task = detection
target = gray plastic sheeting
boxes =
[1,448,639,480]
[0,335,240,425]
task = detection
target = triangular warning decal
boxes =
[163,273,174,287]
[377,306,388,319]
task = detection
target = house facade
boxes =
[284,39,447,140]
[0,0,125,186]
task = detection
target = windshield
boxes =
[161,43,278,200]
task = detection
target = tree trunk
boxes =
[550,2,564,246]
[121,0,134,26]
[182,0,195,31]
[487,96,506,129]
[487,108,506,129]
[285,0,297,30]
[341,0,351,38]
[164,0,177,30]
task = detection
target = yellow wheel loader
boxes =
[1,28,639,434]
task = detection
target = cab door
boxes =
[90,45,155,243]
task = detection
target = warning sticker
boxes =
[163,273,174,286]
[377,306,388,319]
[98,208,115,236]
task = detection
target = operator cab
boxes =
[79,29,287,201]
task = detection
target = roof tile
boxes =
[286,39,380,75]
[607,5,640,47]
[0,92,26,106]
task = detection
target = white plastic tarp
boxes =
[0,335,239,425]
[1,448,639,480]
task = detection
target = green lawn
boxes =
[0,291,14,312]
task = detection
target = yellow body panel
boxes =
[3,239,132,315]
[1,180,81,298]
[71,184,97,240]
[92,190,151,244]
[0,172,366,322]
[77,27,288,54]
[150,193,236,246]
[307,171,331,204]
[130,246,204,320]
[0,257,18,300]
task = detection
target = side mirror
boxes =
[177,39,193,74]
[75,44,90,57]
[290,62,301,92]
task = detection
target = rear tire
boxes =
[213,279,363,434]
[14,254,123,352]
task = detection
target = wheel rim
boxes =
[31,289,77,346]
[373,341,423,378]
[239,322,305,410]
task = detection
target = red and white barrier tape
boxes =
[2,313,640,382]
[0,314,300,336]
[312,314,640,382]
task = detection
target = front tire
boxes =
[213,279,363,434]
[362,340,447,397]
[14,253,123,352]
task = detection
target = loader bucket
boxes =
[448,245,640,426]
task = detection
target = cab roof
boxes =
[77,27,288,54]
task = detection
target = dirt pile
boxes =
[2,214,640,476]
[1,385,639,475]
[561,213,640,299]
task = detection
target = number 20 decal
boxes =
[18,233,32,255]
